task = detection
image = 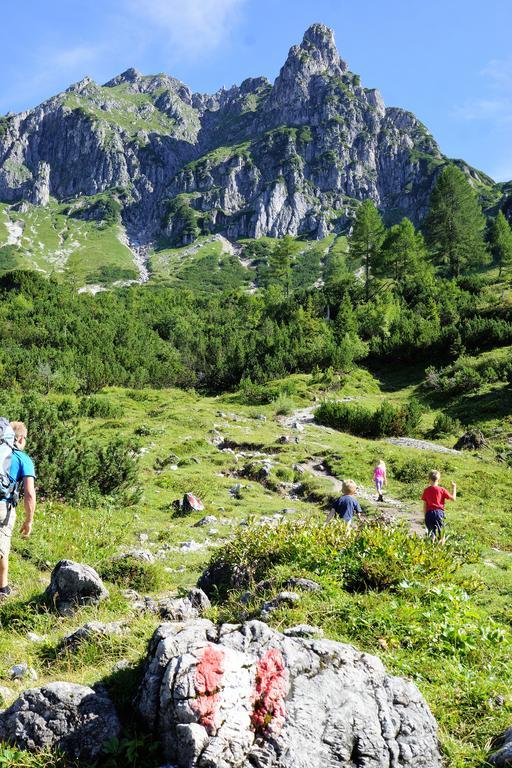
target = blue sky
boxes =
[1,0,510,180]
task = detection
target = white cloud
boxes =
[127,0,246,57]
[47,45,105,71]
[455,56,512,125]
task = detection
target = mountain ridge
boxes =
[0,23,505,259]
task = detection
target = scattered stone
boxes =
[229,483,243,499]
[454,429,488,451]
[280,508,298,515]
[0,682,120,762]
[255,414,267,422]
[112,659,131,673]
[26,632,44,643]
[285,577,321,592]
[195,516,218,530]
[60,621,127,651]
[261,591,301,617]
[284,624,324,638]
[8,664,38,681]
[114,549,155,564]
[135,619,442,768]
[173,493,205,516]
[489,726,512,766]
[45,560,109,617]
[128,588,211,622]
[291,420,304,431]
[139,533,149,543]
[0,686,13,704]
[180,540,203,553]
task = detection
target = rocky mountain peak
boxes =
[104,67,142,87]
[267,23,348,113]
[66,76,95,94]
[302,22,347,72]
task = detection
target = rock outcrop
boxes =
[0,682,120,761]
[489,726,512,766]
[1,23,494,248]
[136,618,442,767]
[45,560,109,616]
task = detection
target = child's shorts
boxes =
[425,509,445,536]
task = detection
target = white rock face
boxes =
[136,619,442,768]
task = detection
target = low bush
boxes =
[432,413,462,437]
[80,395,122,419]
[101,556,160,591]
[203,518,460,599]
[237,378,297,405]
[315,399,422,438]
[0,392,138,502]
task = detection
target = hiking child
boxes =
[373,459,387,502]
[325,479,362,526]
[0,421,36,599]
[421,469,455,543]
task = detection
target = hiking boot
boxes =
[0,585,12,599]
[377,494,384,503]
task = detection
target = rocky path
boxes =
[299,459,425,535]
[387,437,460,455]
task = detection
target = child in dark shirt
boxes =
[421,470,456,542]
[326,480,362,526]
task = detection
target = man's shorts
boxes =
[0,502,16,560]
[425,508,445,536]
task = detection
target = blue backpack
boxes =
[0,418,16,502]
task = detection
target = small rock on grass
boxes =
[8,663,38,681]
[0,685,14,703]
[114,549,155,563]
[194,515,217,527]
[284,625,324,639]
[61,621,127,651]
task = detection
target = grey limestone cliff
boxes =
[0,23,493,246]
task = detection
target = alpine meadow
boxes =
[1,17,512,768]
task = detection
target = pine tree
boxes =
[379,218,428,280]
[350,200,385,301]
[424,165,488,277]
[490,211,512,277]
[267,235,297,295]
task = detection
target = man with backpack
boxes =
[0,420,36,599]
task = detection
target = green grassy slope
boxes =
[1,368,512,766]
[0,201,138,286]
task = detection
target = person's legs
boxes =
[0,503,14,592]
[0,554,8,589]
[425,510,445,543]
[375,478,383,502]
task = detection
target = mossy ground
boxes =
[0,368,511,766]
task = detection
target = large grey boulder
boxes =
[45,560,109,616]
[489,727,512,766]
[0,682,120,761]
[135,619,442,768]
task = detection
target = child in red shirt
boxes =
[421,470,456,542]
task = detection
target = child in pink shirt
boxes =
[373,460,387,502]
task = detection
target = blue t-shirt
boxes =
[9,450,36,496]
[333,494,362,522]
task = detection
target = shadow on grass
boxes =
[444,384,512,426]
[0,594,50,633]
[365,361,426,394]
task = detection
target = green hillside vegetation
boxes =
[0,200,138,285]
[0,367,512,767]
[1,161,512,767]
